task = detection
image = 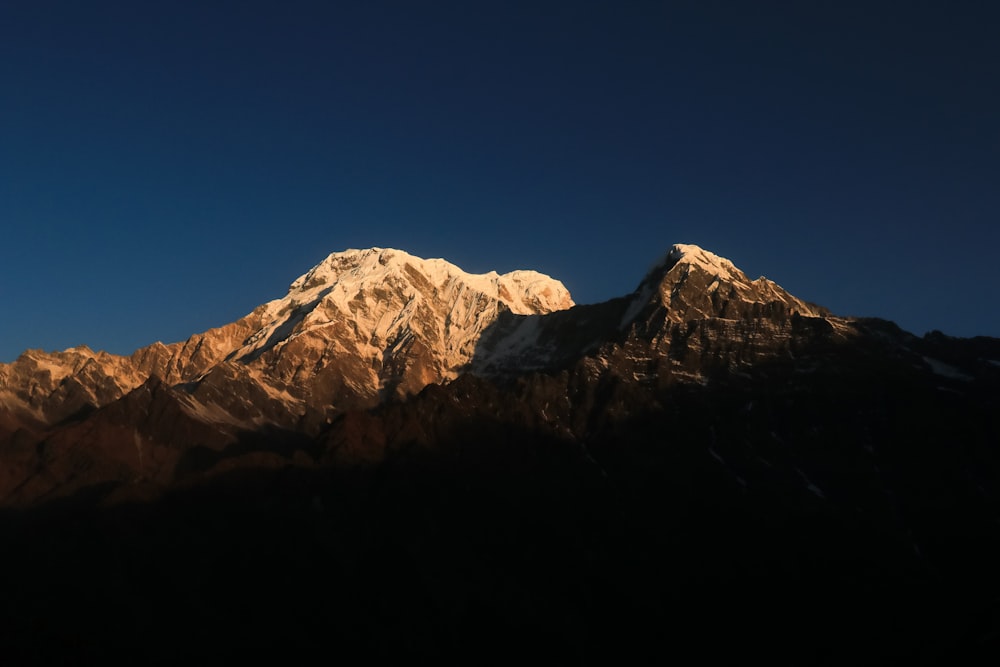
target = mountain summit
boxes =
[627,243,827,325]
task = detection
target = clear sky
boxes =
[1,1,998,361]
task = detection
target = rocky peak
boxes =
[0,345,148,424]
[659,243,745,283]
[620,243,827,328]
[476,243,838,380]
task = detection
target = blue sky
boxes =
[1,1,998,361]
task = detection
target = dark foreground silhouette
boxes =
[2,364,998,664]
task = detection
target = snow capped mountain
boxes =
[0,243,831,435]
[651,243,745,281]
[233,247,573,381]
[9,240,992,505]
[626,243,827,326]
[221,247,574,412]
[3,243,999,664]
[0,247,575,441]
[286,247,573,315]
[473,243,831,375]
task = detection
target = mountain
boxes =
[0,246,572,420]
[0,243,846,502]
[1,243,998,662]
[0,247,574,501]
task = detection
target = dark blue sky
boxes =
[2,1,998,361]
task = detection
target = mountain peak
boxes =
[665,243,742,279]
[286,247,573,316]
[641,243,745,285]
[618,243,827,329]
[196,246,577,403]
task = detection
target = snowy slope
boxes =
[0,248,575,428]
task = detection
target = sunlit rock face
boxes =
[615,243,839,383]
[233,247,573,408]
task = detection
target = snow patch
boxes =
[795,467,826,499]
[285,248,573,317]
[665,244,742,282]
[619,283,654,329]
[475,314,552,370]
[922,356,973,381]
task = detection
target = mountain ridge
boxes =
[1,242,999,662]
[0,241,997,507]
